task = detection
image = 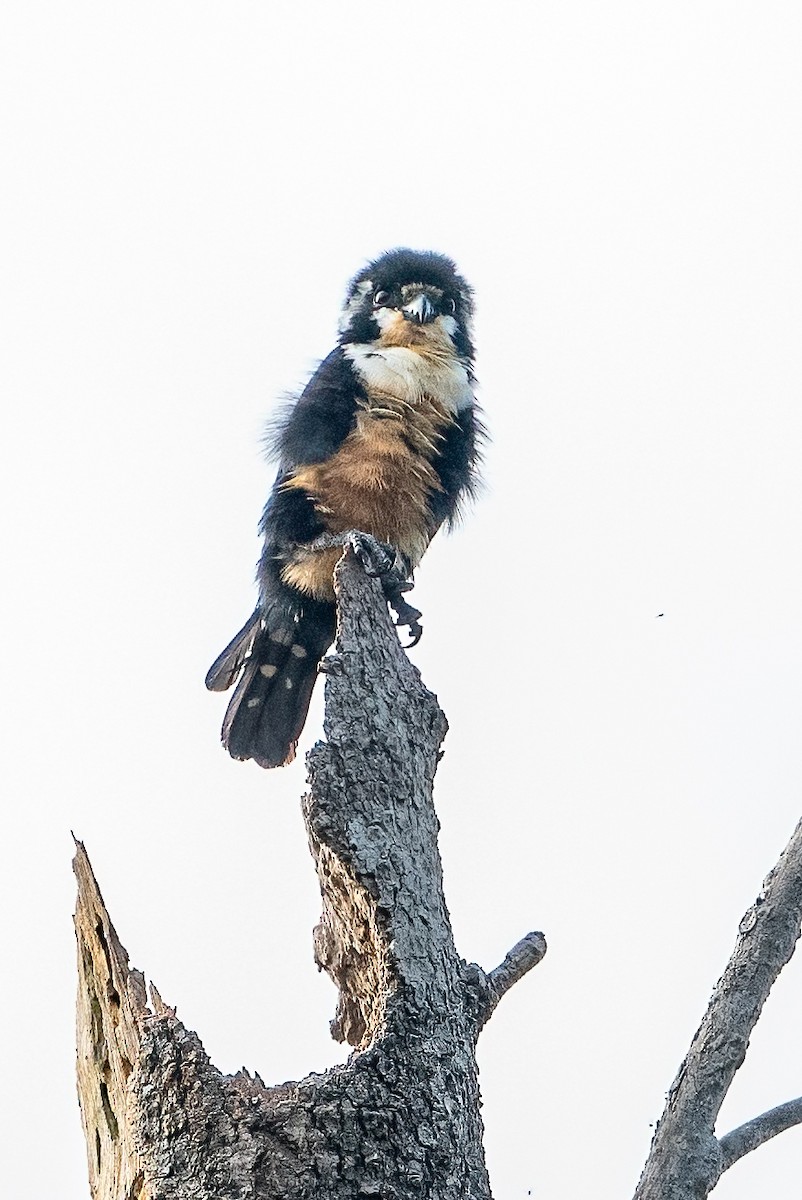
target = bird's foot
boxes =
[309,530,423,646]
[387,592,423,647]
[310,529,396,576]
[345,532,423,646]
[344,530,400,579]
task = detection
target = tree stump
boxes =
[74,551,546,1200]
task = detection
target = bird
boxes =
[205,248,484,768]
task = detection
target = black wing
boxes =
[206,349,360,712]
[259,347,364,550]
[257,347,364,603]
[269,347,364,470]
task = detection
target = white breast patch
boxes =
[344,344,474,415]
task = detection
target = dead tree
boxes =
[633,814,802,1199]
[74,550,802,1198]
[74,551,546,1200]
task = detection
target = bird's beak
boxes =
[401,292,437,325]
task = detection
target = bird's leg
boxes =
[348,532,423,647]
[309,530,423,646]
[386,589,423,648]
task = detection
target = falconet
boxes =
[206,248,484,767]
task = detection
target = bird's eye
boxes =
[373,290,391,307]
[444,297,457,315]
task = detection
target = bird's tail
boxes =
[205,600,335,768]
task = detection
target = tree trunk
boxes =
[74,550,545,1200]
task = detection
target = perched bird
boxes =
[206,248,484,768]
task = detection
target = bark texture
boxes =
[633,816,802,1200]
[74,550,545,1200]
[718,1096,802,1172]
[75,841,150,1200]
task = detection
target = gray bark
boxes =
[718,1097,802,1172]
[633,816,802,1200]
[74,550,546,1200]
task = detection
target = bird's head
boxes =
[338,248,474,360]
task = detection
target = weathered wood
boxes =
[74,550,546,1199]
[718,1096,802,1172]
[74,839,150,1200]
[633,816,802,1200]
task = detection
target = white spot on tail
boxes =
[290,644,308,658]
[259,663,278,678]
[247,697,261,708]
[284,677,293,689]
[269,627,295,646]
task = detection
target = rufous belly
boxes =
[280,398,452,601]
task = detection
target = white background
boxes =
[3,3,802,1196]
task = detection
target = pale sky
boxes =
[3,3,802,1197]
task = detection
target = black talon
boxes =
[386,592,424,647]
[398,616,424,648]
